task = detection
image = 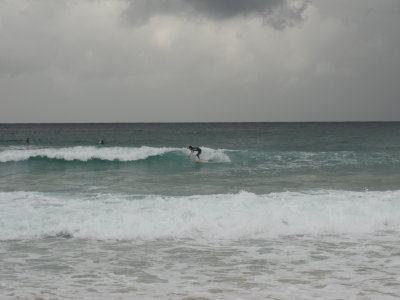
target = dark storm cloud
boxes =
[183,0,282,18]
[1,0,400,122]
[122,0,308,28]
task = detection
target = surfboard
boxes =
[195,159,203,163]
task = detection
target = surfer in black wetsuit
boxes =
[188,146,202,160]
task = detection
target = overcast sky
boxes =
[1,0,399,122]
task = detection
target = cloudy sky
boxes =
[1,0,399,122]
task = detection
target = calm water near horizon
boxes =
[1,122,400,299]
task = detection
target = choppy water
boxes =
[1,123,400,299]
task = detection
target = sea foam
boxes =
[0,146,230,163]
[1,190,399,241]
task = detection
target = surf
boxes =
[0,146,231,163]
[1,190,399,241]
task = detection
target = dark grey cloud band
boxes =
[122,0,309,28]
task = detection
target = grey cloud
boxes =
[122,0,309,28]
[183,0,282,18]
[2,0,400,122]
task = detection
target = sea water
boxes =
[1,122,400,299]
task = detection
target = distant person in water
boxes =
[188,146,201,160]
[98,139,104,145]
[25,137,30,144]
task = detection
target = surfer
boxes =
[188,146,202,160]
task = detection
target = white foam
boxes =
[1,190,399,241]
[195,146,231,162]
[0,146,180,162]
[0,146,231,163]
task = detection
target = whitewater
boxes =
[1,122,400,299]
[0,146,231,163]
[1,190,400,241]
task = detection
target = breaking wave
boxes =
[0,146,231,163]
[1,190,399,241]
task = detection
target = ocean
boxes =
[1,122,400,299]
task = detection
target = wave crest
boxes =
[0,146,231,163]
[1,190,399,241]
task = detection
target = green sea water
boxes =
[1,122,400,194]
[1,123,400,299]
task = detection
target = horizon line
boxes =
[1,121,400,125]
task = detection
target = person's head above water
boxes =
[188,146,193,150]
